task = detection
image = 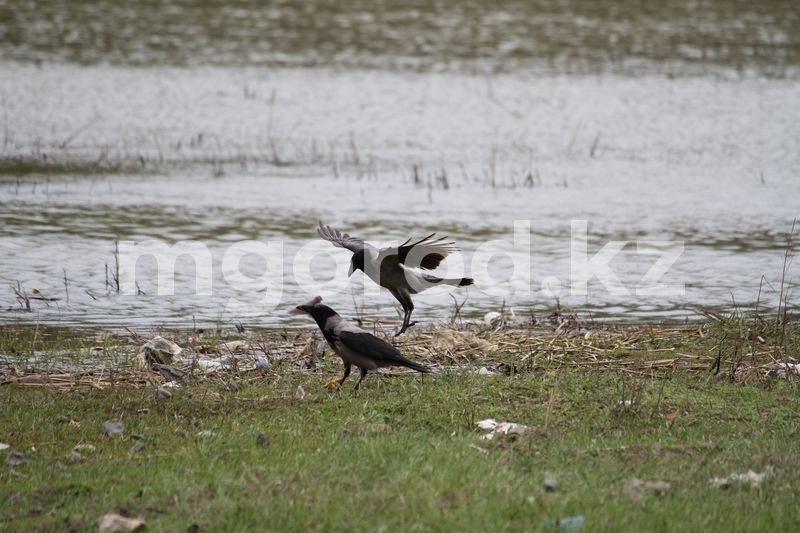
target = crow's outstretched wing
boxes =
[338,331,429,373]
[394,234,458,270]
[317,222,368,253]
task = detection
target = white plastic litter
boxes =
[711,468,773,489]
[766,362,800,379]
[483,312,502,326]
[218,341,250,353]
[194,359,223,373]
[295,385,306,400]
[135,336,182,369]
[476,419,529,440]
[99,513,145,532]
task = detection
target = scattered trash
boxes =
[219,341,250,354]
[74,443,96,453]
[194,359,223,373]
[476,419,529,440]
[543,478,559,492]
[68,450,84,463]
[623,478,671,500]
[98,513,146,532]
[483,308,516,327]
[4,450,27,467]
[711,468,772,489]
[765,362,800,379]
[255,358,269,369]
[617,400,635,406]
[162,381,181,389]
[295,385,306,400]
[135,336,182,369]
[256,432,268,448]
[130,443,145,453]
[311,339,328,358]
[101,420,125,436]
[0,443,9,451]
[153,363,186,383]
[432,330,495,352]
[538,515,584,531]
[154,387,172,400]
[475,366,497,376]
[468,444,489,455]
[483,311,502,326]
[665,412,677,422]
[196,430,215,438]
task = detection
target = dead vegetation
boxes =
[2,313,797,392]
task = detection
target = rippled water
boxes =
[1,1,798,327]
[3,0,799,76]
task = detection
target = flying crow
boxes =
[318,222,473,335]
[289,296,430,390]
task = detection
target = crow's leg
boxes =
[353,367,368,391]
[393,290,416,336]
[324,363,351,389]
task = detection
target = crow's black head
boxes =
[289,296,339,330]
[349,249,366,276]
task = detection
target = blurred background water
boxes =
[0,0,798,327]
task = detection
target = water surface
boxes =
[1,1,798,327]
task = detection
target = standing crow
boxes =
[289,296,430,390]
[317,222,473,335]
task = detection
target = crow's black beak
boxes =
[288,305,311,316]
[348,263,355,277]
[290,296,322,316]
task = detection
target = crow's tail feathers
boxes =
[399,357,431,373]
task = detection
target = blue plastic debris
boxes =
[538,515,585,531]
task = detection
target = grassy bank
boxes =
[1,319,799,531]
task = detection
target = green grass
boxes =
[2,362,799,531]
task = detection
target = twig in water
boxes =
[348,131,360,166]
[57,116,100,149]
[777,219,796,356]
[449,293,468,327]
[13,281,31,311]
[351,291,364,327]
[589,132,601,158]
[62,268,69,305]
[114,240,120,293]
